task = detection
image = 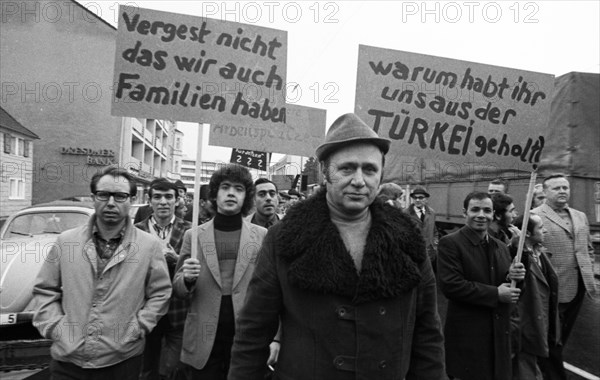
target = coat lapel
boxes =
[200,221,222,288]
[529,253,549,288]
[541,204,572,237]
[278,191,426,304]
[83,239,98,275]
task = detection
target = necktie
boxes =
[419,209,425,222]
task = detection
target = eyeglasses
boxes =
[94,191,131,202]
[151,193,175,201]
[413,196,426,200]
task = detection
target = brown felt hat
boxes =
[315,113,390,161]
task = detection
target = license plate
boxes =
[0,313,17,325]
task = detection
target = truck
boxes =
[394,72,600,243]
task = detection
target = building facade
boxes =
[180,158,223,194]
[1,1,179,204]
[0,107,39,218]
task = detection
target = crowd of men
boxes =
[32,113,596,380]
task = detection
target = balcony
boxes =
[131,119,143,134]
[143,128,153,143]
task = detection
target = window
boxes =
[3,135,30,157]
[9,178,25,199]
[175,137,181,150]
[4,133,12,154]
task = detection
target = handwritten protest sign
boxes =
[355,45,554,182]
[210,104,326,157]
[230,149,269,171]
[112,5,287,127]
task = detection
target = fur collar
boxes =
[278,190,426,304]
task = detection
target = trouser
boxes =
[140,316,184,380]
[538,274,586,380]
[50,355,142,380]
[514,352,543,380]
[181,296,235,380]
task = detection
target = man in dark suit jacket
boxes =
[136,178,192,380]
[438,191,525,380]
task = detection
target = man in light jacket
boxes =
[33,166,172,379]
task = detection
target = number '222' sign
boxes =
[230,149,269,171]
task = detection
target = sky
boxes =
[89,0,600,163]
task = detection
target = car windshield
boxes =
[3,211,91,238]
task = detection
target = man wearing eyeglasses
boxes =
[33,166,172,380]
[135,178,192,380]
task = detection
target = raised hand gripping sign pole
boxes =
[511,169,538,288]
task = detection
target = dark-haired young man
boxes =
[438,191,525,380]
[136,178,192,380]
[173,164,271,380]
[246,178,283,229]
[489,192,520,246]
[33,167,171,380]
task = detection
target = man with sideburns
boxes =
[438,191,525,380]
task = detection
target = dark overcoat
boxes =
[403,204,438,261]
[229,191,446,380]
[437,226,514,380]
[512,247,560,357]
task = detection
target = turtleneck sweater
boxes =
[327,194,372,273]
[213,212,242,295]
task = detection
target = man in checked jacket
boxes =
[136,178,192,380]
[532,174,597,380]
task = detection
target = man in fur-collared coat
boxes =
[228,113,445,380]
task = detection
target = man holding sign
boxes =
[229,113,445,379]
[172,164,269,379]
[438,191,525,380]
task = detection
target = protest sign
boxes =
[271,175,294,191]
[112,5,287,127]
[230,149,269,171]
[210,103,326,157]
[355,45,554,182]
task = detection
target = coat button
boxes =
[379,360,387,369]
[337,307,346,317]
[334,357,344,367]
[379,307,386,315]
